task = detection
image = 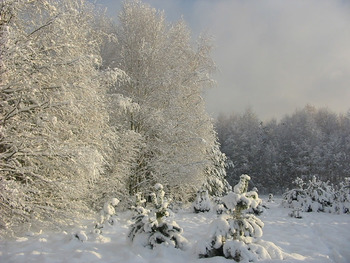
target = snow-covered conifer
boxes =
[268,194,274,202]
[198,174,284,261]
[203,142,232,197]
[335,177,350,213]
[193,189,212,213]
[128,184,188,249]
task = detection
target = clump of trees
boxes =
[0,0,122,234]
[282,176,350,214]
[216,106,350,193]
[0,0,224,236]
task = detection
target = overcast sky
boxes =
[94,0,350,120]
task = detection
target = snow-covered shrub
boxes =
[306,176,335,212]
[128,183,188,249]
[334,177,350,214]
[289,208,302,219]
[74,230,88,242]
[94,198,120,233]
[198,174,284,261]
[282,176,339,213]
[268,194,274,202]
[193,189,212,213]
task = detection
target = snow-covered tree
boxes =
[128,183,188,249]
[94,197,120,233]
[104,0,218,199]
[193,189,212,213]
[198,174,284,261]
[203,141,232,197]
[335,177,350,213]
[0,0,125,235]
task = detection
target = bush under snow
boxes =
[282,176,350,214]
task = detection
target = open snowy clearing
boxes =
[1,197,349,263]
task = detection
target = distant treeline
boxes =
[216,105,350,194]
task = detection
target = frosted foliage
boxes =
[0,0,125,236]
[100,68,129,89]
[114,94,140,114]
[199,174,284,261]
[105,0,218,199]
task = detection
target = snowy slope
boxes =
[1,198,349,263]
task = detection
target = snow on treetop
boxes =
[110,198,120,206]
[222,192,251,210]
[154,183,163,191]
[240,174,251,181]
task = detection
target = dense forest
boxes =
[216,106,350,194]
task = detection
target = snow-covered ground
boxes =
[1,197,349,263]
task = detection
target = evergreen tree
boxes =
[198,175,284,261]
[193,189,212,213]
[128,183,188,249]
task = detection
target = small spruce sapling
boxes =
[193,189,212,213]
[94,198,120,233]
[335,177,350,213]
[128,183,188,249]
[268,194,274,202]
[198,174,283,262]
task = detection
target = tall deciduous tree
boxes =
[104,0,218,198]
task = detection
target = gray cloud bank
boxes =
[193,0,350,120]
[96,0,350,120]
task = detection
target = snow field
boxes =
[1,197,349,263]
